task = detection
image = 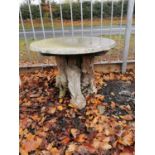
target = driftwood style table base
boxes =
[30,37,116,109]
[55,55,97,109]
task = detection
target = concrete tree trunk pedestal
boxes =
[30,37,116,109]
[55,55,95,109]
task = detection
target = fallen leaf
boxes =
[48,107,56,114]
[92,139,101,149]
[41,150,51,155]
[97,105,105,114]
[49,147,60,155]
[59,98,63,103]
[57,105,63,111]
[120,152,133,155]
[76,134,86,143]
[20,148,28,155]
[31,114,40,122]
[29,93,40,98]
[70,128,79,138]
[83,144,96,153]
[120,115,134,121]
[102,143,112,150]
[111,101,116,109]
[109,73,115,80]
[61,137,70,144]
[105,128,111,136]
[110,92,115,96]
[95,94,105,101]
[95,124,103,132]
[92,139,111,150]
[65,143,77,155]
[36,130,47,138]
[118,130,134,146]
[120,147,134,155]
[21,134,42,152]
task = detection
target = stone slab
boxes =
[30,37,116,56]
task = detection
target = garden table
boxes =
[30,37,116,109]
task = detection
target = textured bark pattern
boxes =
[82,55,97,95]
[55,55,96,109]
[66,64,86,109]
[55,56,67,98]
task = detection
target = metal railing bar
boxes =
[80,0,84,37]
[49,1,55,37]
[59,0,65,37]
[69,0,74,36]
[39,1,46,39]
[100,0,104,38]
[19,9,32,62]
[19,60,135,69]
[110,0,114,38]
[27,0,36,40]
[19,26,134,34]
[90,0,93,37]
[119,0,125,44]
[122,0,135,73]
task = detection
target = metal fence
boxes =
[19,0,135,73]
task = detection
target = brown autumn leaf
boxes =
[102,143,112,150]
[121,76,128,81]
[47,107,56,114]
[21,134,42,152]
[20,118,32,129]
[76,134,87,143]
[111,101,116,109]
[49,147,60,155]
[59,98,63,103]
[109,72,115,80]
[70,128,79,138]
[105,128,112,136]
[29,93,40,98]
[120,152,133,155]
[118,130,134,146]
[95,124,103,132]
[65,143,77,155]
[97,105,105,114]
[90,98,99,105]
[92,138,112,150]
[20,148,28,155]
[95,94,105,101]
[36,130,47,138]
[120,105,131,111]
[61,137,70,145]
[31,114,40,122]
[41,150,51,155]
[92,117,99,125]
[90,95,104,106]
[120,114,134,121]
[57,105,63,111]
[103,75,110,81]
[83,143,96,154]
[120,147,134,155]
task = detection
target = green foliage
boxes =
[20,0,132,20]
[20,4,40,19]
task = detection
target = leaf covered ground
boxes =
[19,69,135,155]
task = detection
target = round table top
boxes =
[30,37,116,56]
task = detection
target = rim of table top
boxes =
[30,36,116,56]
